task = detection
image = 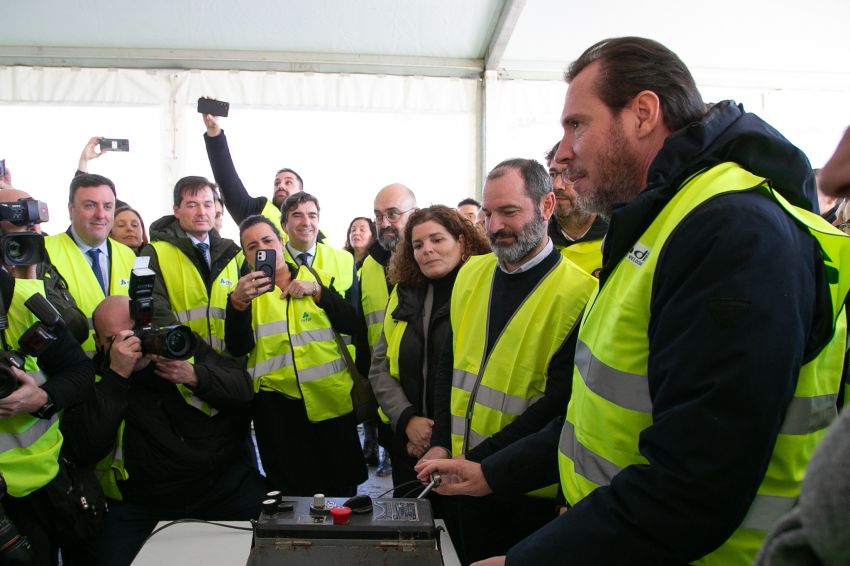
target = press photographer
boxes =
[0,236,94,564]
[59,264,267,566]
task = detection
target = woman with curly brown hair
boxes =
[368,205,489,501]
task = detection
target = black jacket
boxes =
[547,213,609,250]
[60,336,254,511]
[487,101,833,565]
[140,215,241,327]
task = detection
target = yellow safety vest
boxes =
[45,233,136,355]
[149,242,241,353]
[0,279,60,497]
[559,239,603,276]
[283,243,354,297]
[450,253,596,457]
[248,266,354,422]
[259,200,288,244]
[374,286,405,425]
[360,255,390,350]
[558,162,850,565]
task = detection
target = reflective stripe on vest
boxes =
[150,241,240,353]
[45,234,135,355]
[375,286,403,425]
[248,265,354,421]
[360,255,389,350]
[558,162,850,565]
[449,253,596,461]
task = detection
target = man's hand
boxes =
[201,98,222,137]
[282,279,319,301]
[472,557,506,566]
[108,330,142,378]
[0,367,48,418]
[418,445,451,463]
[5,264,37,280]
[414,457,493,497]
[405,416,434,452]
[78,136,105,172]
[151,356,199,387]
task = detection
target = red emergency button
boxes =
[330,506,352,524]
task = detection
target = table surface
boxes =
[133,519,461,566]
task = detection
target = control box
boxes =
[247,496,443,566]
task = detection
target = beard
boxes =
[488,208,547,265]
[378,226,400,251]
[573,120,645,220]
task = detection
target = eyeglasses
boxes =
[375,208,413,223]
[548,170,570,183]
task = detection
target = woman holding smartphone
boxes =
[225,215,366,496]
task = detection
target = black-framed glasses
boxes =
[375,208,413,223]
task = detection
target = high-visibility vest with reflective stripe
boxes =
[376,286,405,425]
[558,162,850,565]
[248,266,354,422]
[284,243,354,297]
[0,279,61,497]
[450,253,596,459]
[45,233,136,355]
[360,255,389,350]
[149,241,241,353]
[559,239,603,276]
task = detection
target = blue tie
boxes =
[297,252,310,266]
[196,242,210,265]
[87,248,106,294]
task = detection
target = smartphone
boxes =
[99,138,130,152]
[255,249,276,293]
[197,97,230,117]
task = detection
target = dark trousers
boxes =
[455,493,559,565]
[253,392,367,497]
[92,462,267,566]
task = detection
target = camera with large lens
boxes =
[0,473,33,565]
[129,264,195,360]
[0,352,24,401]
[0,198,49,267]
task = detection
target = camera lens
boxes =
[165,328,192,358]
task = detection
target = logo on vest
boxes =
[301,312,311,323]
[119,278,129,287]
[627,243,651,267]
[219,277,233,287]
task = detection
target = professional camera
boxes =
[0,473,33,565]
[0,198,49,267]
[0,294,63,399]
[129,264,195,360]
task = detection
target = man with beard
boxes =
[544,142,608,275]
[359,183,418,476]
[416,37,849,565]
[421,158,597,564]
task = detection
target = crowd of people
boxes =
[0,36,849,566]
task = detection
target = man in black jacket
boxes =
[61,296,267,566]
[417,37,845,566]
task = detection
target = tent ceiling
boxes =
[1,0,849,87]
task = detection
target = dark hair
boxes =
[112,205,149,247]
[238,214,282,247]
[280,192,320,224]
[544,141,560,166]
[276,168,304,190]
[566,37,704,132]
[69,173,116,203]
[457,197,481,208]
[343,216,377,254]
[389,205,490,287]
[173,176,218,207]
[486,158,551,203]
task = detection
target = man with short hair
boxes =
[202,110,303,229]
[417,37,849,565]
[45,174,137,355]
[456,197,481,224]
[141,176,242,352]
[423,159,596,564]
[544,141,608,275]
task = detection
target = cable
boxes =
[143,518,255,546]
[375,479,423,498]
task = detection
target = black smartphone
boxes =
[99,138,129,152]
[197,97,230,117]
[255,249,276,293]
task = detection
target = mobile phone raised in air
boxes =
[197,97,230,117]
[99,138,129,152]
[255,249,276,293]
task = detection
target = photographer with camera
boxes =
[0,260,94,565]
[60,280,268,566]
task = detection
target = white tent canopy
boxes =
[2,0,849,243]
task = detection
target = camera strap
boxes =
[0,281,10,352]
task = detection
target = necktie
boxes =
[296,252,311,266]
[196,242,210,265]
[87,248,106,294]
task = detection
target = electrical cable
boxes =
[142,518,255,547]
[375,479,423,498]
